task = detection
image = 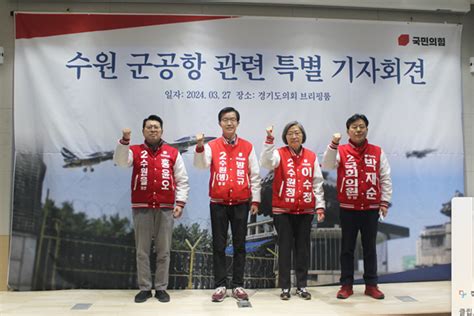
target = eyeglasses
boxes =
[287,131,302,137]
[349,124,367,131]
[221,118,238,123]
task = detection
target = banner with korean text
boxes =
[11,13,463,290]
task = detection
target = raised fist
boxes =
[266,126,274,138]
[196,133,204,147]
[122,128,131,141]
[332,132,341,144]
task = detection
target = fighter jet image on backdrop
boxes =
[61,147,114,172]
[61,136,216,172]
[405,148,436,159]
[171,136,216,153]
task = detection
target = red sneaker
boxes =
[232,287,249,301]
[336,285,353,299]
[364,285,385,299]
[211,286,227,302]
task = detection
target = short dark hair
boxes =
[282,121,306,145]
[143,115,163,129]
[218,107,240,122]
[346,113,369,129]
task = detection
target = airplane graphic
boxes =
[61,147,114,172]
[170,136,215,153]
[405,148,437,159]
[61,135,216,172]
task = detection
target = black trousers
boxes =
[210,203,249,289]
[339,208,379,286]
[274,213,313,290]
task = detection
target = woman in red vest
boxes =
[260,121,326,300]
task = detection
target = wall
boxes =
[461,8,474,201]
[0,0,472,290]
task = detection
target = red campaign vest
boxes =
[208,137,253,204]
[272,147,316,214]
[337,141,382,210]
[130,143,178,209]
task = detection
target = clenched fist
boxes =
[196,133,204,148]
[122,128,131,141]
[266,126,274,138]
[332,132,341,145]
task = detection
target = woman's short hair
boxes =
[282,121,306,145]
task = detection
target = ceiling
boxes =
[54,0,472,13]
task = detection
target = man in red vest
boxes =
[260,122,325,301]
[322,113,392,300]
[194,107,261,303]
[114,115,189,303]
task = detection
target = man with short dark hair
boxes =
[322,113,392,300]
[194,107,261,303]
[114,114,189,303]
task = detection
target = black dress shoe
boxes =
[134,290,152,303]
[280,289,291,300]
[155,290,170,302]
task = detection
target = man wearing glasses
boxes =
[194,107,261,303]
[114,115,189,303]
